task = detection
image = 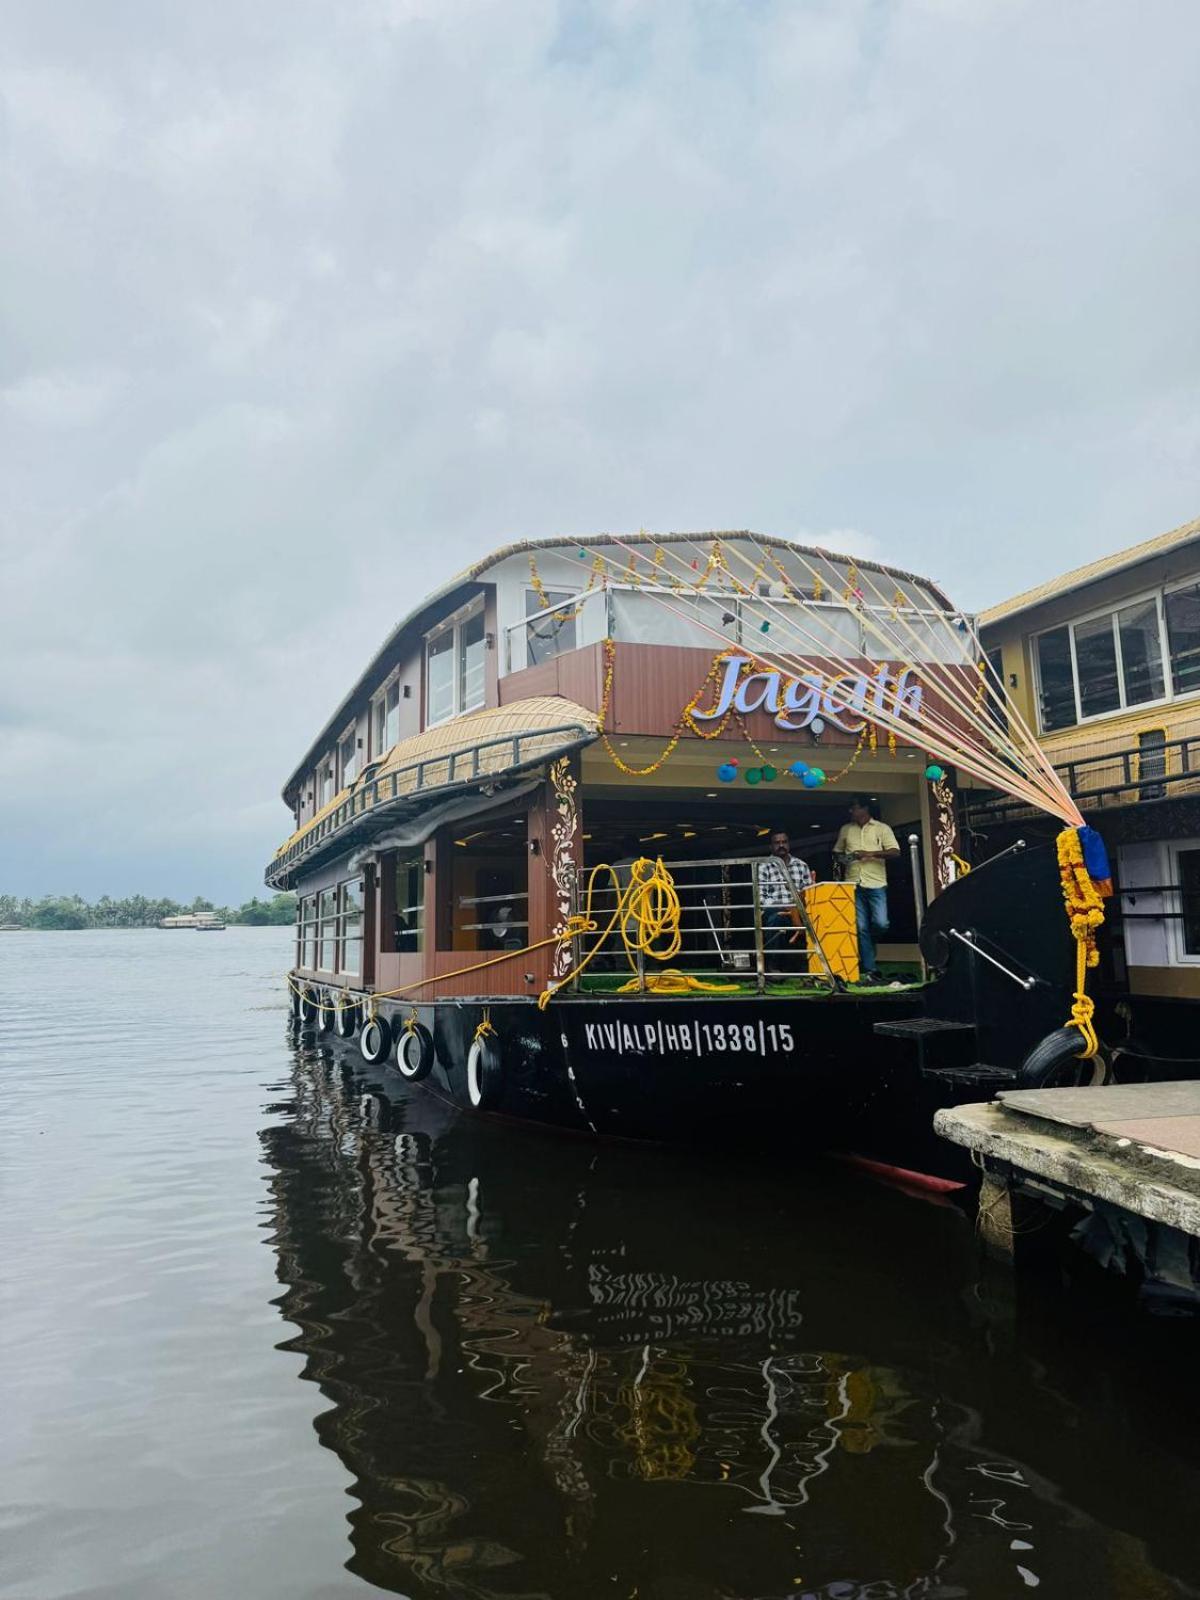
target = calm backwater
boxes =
[1,928,1198,1599]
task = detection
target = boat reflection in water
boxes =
[261,1034,1200,1600]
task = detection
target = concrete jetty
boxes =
[935,1082,1200,1300]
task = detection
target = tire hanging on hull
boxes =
[1017,1026,1109,1090]
[359,1014,393,1066]
[467,1034,503,1109]
[396,1021,435,1082]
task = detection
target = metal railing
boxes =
[267,721,593,886]
[572,856,841,994]
[965,732,1200,823]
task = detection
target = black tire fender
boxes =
[316,989,336,1035]
[1017,1027,1109,1090]
[335,994,360,1038]
[359,1013,393,1066]
[299,984,320,1025]
[396,1021,435,1082]
[466,1033,503,1110]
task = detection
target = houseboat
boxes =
[158,911,226,930]
[269,531,1109,1171]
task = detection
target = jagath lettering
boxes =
[691,655,923,734]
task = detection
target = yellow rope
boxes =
[1056,827,1104,1059]
[537,857,683,1010]
[614,969,740,995]
[473,1007,497,1043]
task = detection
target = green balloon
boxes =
[761,764,778,782]
[810,768,826,783]
[745,767,762,785]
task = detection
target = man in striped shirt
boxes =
[757,830,814,967]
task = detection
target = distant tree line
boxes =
[0,892,297,930]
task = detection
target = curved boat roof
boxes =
[282,530,954,799]
[269,696,597,886]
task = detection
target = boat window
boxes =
[441,818,528,952]
[525,588,577,666]
[373,678,401,758]
[338,878,364,977]
[425,599,487,726]
[298,895,318,969]
[427,629,456,724]
[394,856,424,954]
[318,888,338,971]
[1178,847,1200,959]
[339,729,358,787]
[1165,581,1200,699]
[1035,627,1076,731]
[1032,588,1186,732]
[460,607,486,711]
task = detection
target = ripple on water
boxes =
[1,928,1199,1600]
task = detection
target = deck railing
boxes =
[965,731,1200,824]
[268,721,592,887]
[571,855,840,995]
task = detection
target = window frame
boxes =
[1166,838,1200,967]
[371,670,402,760]
[424,597,487,728]
[337,723,359,789]
[1031,584,1176,733]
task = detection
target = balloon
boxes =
[801,772,820,788]
[924,763,945,781]
[717,763,737,783]
[788,761,810,777]
[810,768,826,783]
[761,765,778,782]
[745,767,762,785]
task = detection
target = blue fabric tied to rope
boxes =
[1079,824,1113,892]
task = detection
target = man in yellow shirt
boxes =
[834,796,901,984]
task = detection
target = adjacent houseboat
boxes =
[269,530,1107,1171]
[976,512,1200,1070]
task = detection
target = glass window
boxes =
[1036,627,1076,730]
[460,608,486,712]
[425,602,486,725]
[298,894,318,970]
[338,878,364,977]
[1178,848,1200,958]
[318,888,337,971]
[1166,582,1200,700]
[394,856,424,954]
[373,679,401,757]
[525,588,578,666]
[1074,614,1121,719]
[427,627,456,724]
[1117,599,1165,706]
[339,730,358,787]
[319,761,335,807]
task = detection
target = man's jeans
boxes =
[855,886,889,975]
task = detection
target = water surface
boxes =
[1,929,1197,1599]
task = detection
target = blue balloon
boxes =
[802,771,821,788]
[789,761,810,777]
[717,763,737,783]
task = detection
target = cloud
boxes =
[1,0,1198,898]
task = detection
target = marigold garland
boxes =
[598,639,885,783]
[1056,826,1105,1059]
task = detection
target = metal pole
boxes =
[751,869,766,994]
[908,833,925,927]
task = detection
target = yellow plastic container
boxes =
[803,882,860,983]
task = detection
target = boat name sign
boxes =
[691,654,923,735]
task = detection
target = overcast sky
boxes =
[3,0,1198,903]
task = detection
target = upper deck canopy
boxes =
[280,531,956,802]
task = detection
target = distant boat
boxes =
[158,913,226,931]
